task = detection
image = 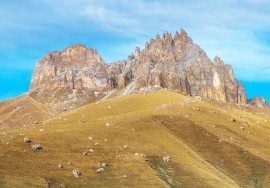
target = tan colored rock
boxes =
[29,28,248,106]
[30,44,108,91]
[248,96,268,107]
[132,29,247,104]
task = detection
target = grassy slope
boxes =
[0,90,270,187]
[0,94,48,129]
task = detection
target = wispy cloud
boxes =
[0,0,270,81]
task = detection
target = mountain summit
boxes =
[30,29,248,110]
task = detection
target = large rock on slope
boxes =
[29,29,248,104]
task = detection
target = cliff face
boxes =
[107,29,247,103]
[29,29,248,104]
[30,44,108,92]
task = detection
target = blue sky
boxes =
[0,0,269,102]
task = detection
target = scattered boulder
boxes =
[134,153,146,157]
[123,145,129,149]
[229,118,236,122]
[31,143,43,150]
[230,137,237,143]
[83,152,88,156]
[45,178,53,188]
[101,163,109,167]
[24,137,31,143]
[163,156,171,162]
[105,123,112,127]
[240,126,244,130]
[243,121,249,126]
[72,169,81,177]
[58,164,63,169]
[88,136,93,141]
[96,168,104,173]
[80,120,86,124]
[89,149,94,153]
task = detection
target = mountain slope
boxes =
[0,90,269,187]
[0,94,49,129]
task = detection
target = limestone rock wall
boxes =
[30,44,108,91]
[30,29,248,104]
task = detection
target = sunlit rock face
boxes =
[30,44,108,91]
[30,29,247,104]
[119,29,247,104]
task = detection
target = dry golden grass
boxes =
[0,90,270,187]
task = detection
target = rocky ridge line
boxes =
[30,28,267,108]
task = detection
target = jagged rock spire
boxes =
[214,56,224,66]
[156,34,161,41]
[180,28,187,37]
[162,31,173,48]
[174,31,180,42]
[135,47,140,60]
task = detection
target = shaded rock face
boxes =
[248,97,268,107]
[29,29,247,104]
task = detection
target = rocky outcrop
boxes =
[115,29,247,104]
[30,44,108,91]
[248,97,268,107]
[29,29,248,105]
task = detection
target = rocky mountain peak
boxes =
[135,47,140,60]
[179,28,191,43]
[248,96,268,107]
[130,29,247,104]
[180,28,187,36]
[61,44,105,66]
[29,28,249,106]
[162,31,173,48]
[156,34,161,41]
[30,44,107,92]
[173,31,180,41]
[214,56,224,66]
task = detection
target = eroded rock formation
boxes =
[30,29,249,104]
[248,97,268,107]
[30,44,108,92]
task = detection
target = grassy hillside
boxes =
[0,90,269,187]
[0,94,49,129]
